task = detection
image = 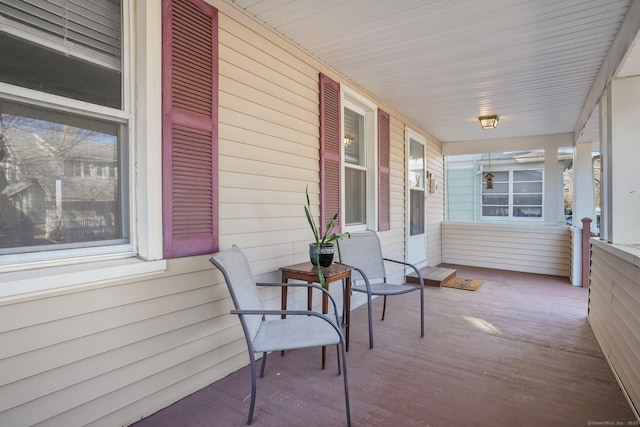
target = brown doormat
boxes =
[443,276,483,291]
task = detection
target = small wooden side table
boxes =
[279,261,352,369]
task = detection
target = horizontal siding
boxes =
[589,244,640,417]
[218,7,320,288]
[378,116,408,285]
[0,3,445,427]
[426,134,444,266]
[446,167,475,222]
[0,256,246,427]
[442,222,570,276]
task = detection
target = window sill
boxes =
[590,238,640,269]
[0,257,167,304]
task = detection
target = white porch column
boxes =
[544,147,560,225]
[570,142,596,286]
[572,142,596,229]
[603,76,640,244]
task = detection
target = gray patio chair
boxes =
[337,230,424,349]
[209,245,351,426]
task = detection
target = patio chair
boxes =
[209,245,351,426]
[337,230,424,349]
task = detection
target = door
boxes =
[406,129,426,266]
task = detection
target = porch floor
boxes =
[132,265,637,427]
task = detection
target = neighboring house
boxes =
[0,1,638,426]
[0,127,118,247]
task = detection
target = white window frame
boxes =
[480,167,544,220]
[341,86,378,232]
[0,85,133,264]
[0,0,166,298]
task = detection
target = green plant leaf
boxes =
[324,231,350,244]
[305,186,320,244]
[320,212,339,243]
[304,184,348,285]
[317,264,326,289]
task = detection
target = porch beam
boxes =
[442,133,573,156]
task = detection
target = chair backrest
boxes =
[337,230,386,282]
[209,245,263,342]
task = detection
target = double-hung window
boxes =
[0,0,130,265]
[481,169,543,218]
[343,106,367,225]
[342,89,376,231]
[320,75,388,233]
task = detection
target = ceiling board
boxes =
[231,0,639,144]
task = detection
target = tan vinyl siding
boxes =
[442,222,570,276]
[377,116,408,284]
[0,1,445,426]
[0,257,245,426]
[426,134,444,266]
[218,11,320,269]
[445,167,476,222]
[589,243,640,417]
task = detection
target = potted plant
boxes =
[304,186,350,275]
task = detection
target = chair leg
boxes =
[336,345,341,375]
[420,286,425,338]
[339,341,352,427]
[367,293,374,349]
[381,295,387,321]
[247,354,258,425]
[259,352,268,378]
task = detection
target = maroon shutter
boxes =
[378,109,391,231]
[162,0,219,258]
[319,73,342,234]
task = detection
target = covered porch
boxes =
[132,266,635,426]
[2,1,640,425]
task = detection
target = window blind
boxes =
[0,0,121,70]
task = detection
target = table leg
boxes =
[281,277,288,357]
[344,276,351,352]
[281,284,288,319]
[321,287,329,369]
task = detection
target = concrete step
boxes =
[406,266,457,287]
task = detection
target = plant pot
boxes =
[309,243,334,267]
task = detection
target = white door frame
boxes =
[405,127,427,267]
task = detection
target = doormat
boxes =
[443,276,483,291]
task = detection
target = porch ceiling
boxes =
[229,0,640,145]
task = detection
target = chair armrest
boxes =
[346,265,374,294]
[382,258,424,286]
[256,282,342,326]
[230,309,345,341]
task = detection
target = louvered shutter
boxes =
[162,0,218,258]
[378,109,391,231]
[319,73,342,235]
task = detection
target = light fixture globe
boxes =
[479,115,499,129]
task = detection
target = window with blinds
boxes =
[0,0,129,262]
[0,0,122,108]
[0,0,121,68]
